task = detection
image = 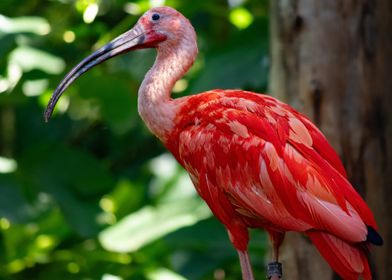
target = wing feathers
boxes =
[170,89,378,241]
[307,231,371,280]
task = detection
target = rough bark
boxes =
[269,0,392,279]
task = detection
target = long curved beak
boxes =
[44,25,164,122]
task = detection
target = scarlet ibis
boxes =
[45,6,383,280]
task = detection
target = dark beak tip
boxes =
[44,108,52,123]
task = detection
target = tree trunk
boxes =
[269,0,392,279]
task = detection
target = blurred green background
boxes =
[0,0,269,279]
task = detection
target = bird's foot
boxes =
[266,261,282,280]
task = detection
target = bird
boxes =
[45,6,383,280]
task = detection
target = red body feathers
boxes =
[165,90,379,280]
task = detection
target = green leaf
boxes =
[164,218,267,280]
[146,267,187,280]
[21,143,114,197]
[8,46,65,74]
[18,143,115,236]
[0,174,33,223]
[0,15,51,35]
[229,7,254,30]
[76,71,138,134]
[99,197,211,252]
[190,39,268,93]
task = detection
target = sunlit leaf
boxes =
[124,3,143,15]
[22,79,48,96]
[102,274,123,280]
[99,198,211,252]
[63,30,76,43]
[0,156,17,173]
[8,46,65,74]
[147,153,198,203]
[0,15,51,35]
[229,7,254,29]
[147,267,187,280]
[83,3,99,24]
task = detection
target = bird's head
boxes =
[139,7,196,47]
[44,6,196,122]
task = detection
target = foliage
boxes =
[0,0,269,279]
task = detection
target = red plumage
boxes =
[166,89,378,279]
[308,231,371,280]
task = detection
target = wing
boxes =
[167,90,377,243]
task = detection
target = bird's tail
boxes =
[307,231,371,280]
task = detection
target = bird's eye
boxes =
[152,13,160,21]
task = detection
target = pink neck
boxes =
[137,35,198,140]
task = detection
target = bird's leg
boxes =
[237,250,255,280]
[266,231,285,280]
